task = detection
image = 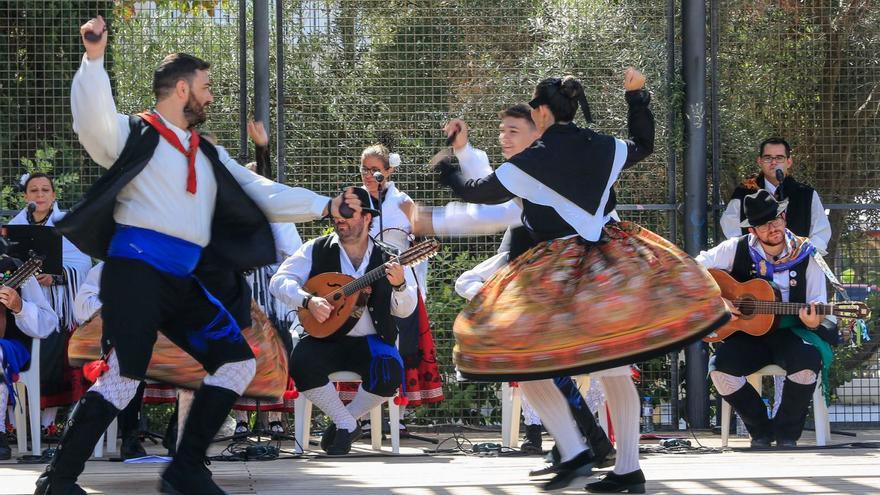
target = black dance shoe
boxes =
[585,469,646,493]
[750,436,773,449]
[541,449,595,491]
[326,425,363,456]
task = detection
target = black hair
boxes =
[498,103,536,126]
[152,53,211,100]
[23,172,55,192]
[758,137,792,157]
[531,75,585,122]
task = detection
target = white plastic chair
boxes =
[500,382,522,449]
[14,339,42,455]
[92,418,118,458]
[294,370,401,455]
[501,376,597,449]
[721,364,830,447]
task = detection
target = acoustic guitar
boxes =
[0,255,44,338]
[299,239,440,338]
[703,269,871,343]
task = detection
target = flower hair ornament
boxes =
[19,173,30,192]
[389,153,401,168]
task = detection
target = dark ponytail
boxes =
[529,75,593,123]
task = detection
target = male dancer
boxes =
[37,16,356,495]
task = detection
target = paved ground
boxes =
[2,430,878,494]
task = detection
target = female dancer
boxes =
[436,69,728,492]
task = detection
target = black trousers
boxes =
[100,257,254,380]
[711,328,821,442]
[290,335,402,397]
[711,328,821,377]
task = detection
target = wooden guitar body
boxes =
[297,272,360,339]
[703,269,780,342]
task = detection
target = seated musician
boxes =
[269,187,417,455]
[696,190,838,448]
[0,254,58,460]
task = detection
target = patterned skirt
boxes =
[453,222,729,381]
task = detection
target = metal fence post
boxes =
[682,0,711,429]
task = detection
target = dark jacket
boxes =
[56,115,276,272]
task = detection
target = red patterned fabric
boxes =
[403,296,444,406]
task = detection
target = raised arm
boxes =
[621,68,654,168]
[71,16,130,168]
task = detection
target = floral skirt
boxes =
[453,222,729,381]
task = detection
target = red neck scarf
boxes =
[138,111,200,194]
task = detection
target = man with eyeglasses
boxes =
[720,137,831,254]
[697,190,838,449]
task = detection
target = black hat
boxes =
[338,187,381,218]
[740,190,788,228]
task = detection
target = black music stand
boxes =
[2,225,63,275]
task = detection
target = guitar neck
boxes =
[734,300,835,316]
[339,245,434,296]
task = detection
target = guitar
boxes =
[703,269,871,343]
[299,239,441,338]
[0,255,45,338]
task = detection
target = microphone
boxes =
[775,168,785,184]
[372,171,385,189]
[26,202,37,223]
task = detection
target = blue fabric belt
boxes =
[108,225,202,277]
[0,338,30,408]
[107,225,243,353]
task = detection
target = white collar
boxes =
[154,109,192,148]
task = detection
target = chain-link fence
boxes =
[1,0,878,439]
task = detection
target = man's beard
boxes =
[183,94,208,127]
[336,222,365,242]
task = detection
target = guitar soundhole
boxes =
[738,296,755,317]
[333,293,341,301]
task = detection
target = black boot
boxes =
[586,469,647,493]
[542,449,595,491]
[320,423,337,453]
[774,378,816,448]
[162,403,178,457]
[722,383,773,448]
[326,425,363,456]
[34,392,120,495]
[520,424,544,455]
[571,400,614,468]
[159,385,238,495]
[0,429,10,461]
[117,383,146,460]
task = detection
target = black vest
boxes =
[731,175,814,237]
[730,236,808,304]
[56,115,276,272]
[308,235,398,344]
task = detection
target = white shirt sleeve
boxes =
[269,240,315,310]
[455,252,510,301]
[455,143,493,181]
[694,237,741,271]
[432,200,523,236]
[70,55,131,168]
[14,277,59,339]
[809,191,831,254]
[271,223,303,261]
[215,145,330,222]
[390,268,418,319]
[720,199,744,240]
[73,264,103,325]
